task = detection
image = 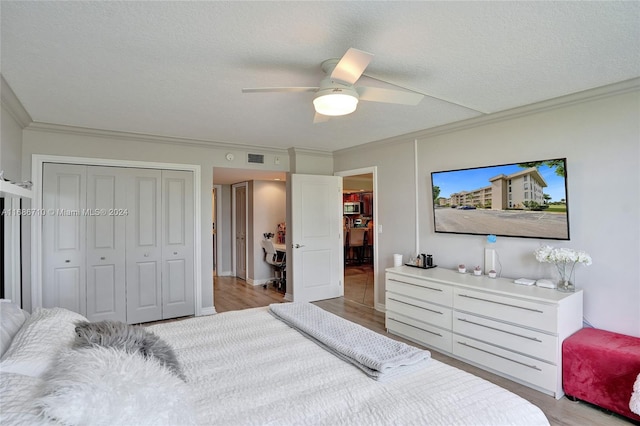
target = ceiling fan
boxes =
[242,48,425,123]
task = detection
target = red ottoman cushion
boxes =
[563,328,640,421]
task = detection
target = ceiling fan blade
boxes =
[313,112,331,124]
[356,86,424,105]
[330,48,374,85]
[242,87,319,93]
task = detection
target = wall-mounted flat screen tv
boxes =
[431,158,569,240]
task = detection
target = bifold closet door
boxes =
[161,170,195,319]
[126,168,163,324]
[85,166,127,322]
[42,164,195,324]
[42,163,87,313]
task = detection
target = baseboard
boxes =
[247,278,273,286]
[198,307,217,316]
[375,302,386,313]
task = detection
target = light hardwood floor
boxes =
[344,264,374,307]
[211,275,634,426]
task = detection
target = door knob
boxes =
[294,244,305,249]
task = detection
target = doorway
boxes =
[336,168,377,309]
[211,167,286,309]
[212,185,221,276]
[232,182,247,280]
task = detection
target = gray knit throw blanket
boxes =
[269,302,430,381]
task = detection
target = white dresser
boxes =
[385,266,583,399]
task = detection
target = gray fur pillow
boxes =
[73,320,186,381]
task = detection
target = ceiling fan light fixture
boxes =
[313,91,358,116]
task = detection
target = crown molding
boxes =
[1,74,33,128]
[287,147,334,158]
[335,77,640,155]
[24,121,290,156]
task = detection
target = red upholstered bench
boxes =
[563,328,640,422]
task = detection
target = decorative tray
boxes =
[403,264,437,270]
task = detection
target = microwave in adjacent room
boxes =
[344,202,361,215]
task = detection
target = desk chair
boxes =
[261,239,286,293]
[347,228,367,265]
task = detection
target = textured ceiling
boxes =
[1,1,639,153]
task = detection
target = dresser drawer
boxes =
[453,337,556,394]
[453,312,557,363]
[454,288,557,333]
[386,274,453,307]
[386,293,452,330]
[386,313,452,353]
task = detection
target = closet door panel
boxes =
[126,169,162,324]
[42,163,87,314]
[53,268,83,312]
[161,170,195,319]
[86,167,127,322]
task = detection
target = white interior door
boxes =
[161,170,195,319]
[86,166,127,322]
[126,168,162,324]
[42,163,87,313]
[233,183,247,280]
[290,174,343,303]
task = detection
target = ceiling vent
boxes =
[247,153,264,164]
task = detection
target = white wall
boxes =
[1,103,23,181]
[21,126,289,312]
[251,180,286,284]
[1,75,29,181]
[288,147,334,175]
[335,86,640,337]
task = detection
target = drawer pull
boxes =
[458,341,542,371]
[457,318,542,342]
[389,278,443,293]
[389,317,443,337]
[389,297,443,315]
[458,294,544,313]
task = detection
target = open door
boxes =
[289,174,343,303]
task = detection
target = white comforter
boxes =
[148,307,549,426]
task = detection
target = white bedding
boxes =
[148,307,550,426]
[0,305,549,425]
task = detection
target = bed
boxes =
[0,300,550,425]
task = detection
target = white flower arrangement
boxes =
[534,246,592,265]
[534,245,592,290]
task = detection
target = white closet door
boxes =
[85,166,127,322]
[42,163,87,314]
[126,168,162,324]
[161,170,195,319]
